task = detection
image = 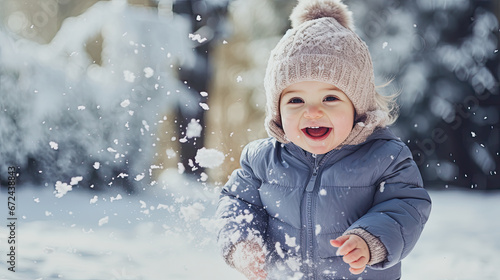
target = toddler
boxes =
[216,0,431,279]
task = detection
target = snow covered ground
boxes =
[1,176,499,280]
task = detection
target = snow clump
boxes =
[49,141,59,150]
[143,67,154,78]
[199,102,209,110]
[123,70,136,82]
[195,148,225,168]
[120,99,130,108]
[186,119,202,138]
[380,181,386,193]
[54,181,72,198]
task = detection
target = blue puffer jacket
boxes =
[216,128,431,280]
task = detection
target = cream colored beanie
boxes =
[264,0,388,145]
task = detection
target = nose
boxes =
[304,104,323,119]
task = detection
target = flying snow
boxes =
[120,99,130,108]
[110,194,123,202]
[188,33,207,43]
[90,195,98,204]
[54,181,72,198]
[49,141,59,150]
[199,102,209,110]
[143,67,154,78]
[98,216,109,226]
[123,70,136,83]
[70,176,83,185]
[179,202,206,222]
[195,148,225,168]
[134,173,145,181]
[186,119,202,138]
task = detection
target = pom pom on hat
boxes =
[290,0,354,30]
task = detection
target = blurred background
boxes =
[0,1,499,279]
[0,0,499,191]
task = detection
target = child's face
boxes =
[279,81,355,154]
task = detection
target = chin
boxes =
[303,145,334,155]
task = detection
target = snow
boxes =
[90,195,98,204]
[285,233,297,248]
[0,0,197,191]
[315,224,322,236]
[195,148,225,168]
[49,141,59,150]
[98,216,109,226]
[189,33,208,43]
[123,70,136,83]
[134,173,145,181]
[179,202,206,222]
[199,102,210,110]
[143,67,154,78]
[120,99,131,108]
[379,181,386,193]
[54,181,72,198]
[403,190,500,279]
[186,119,202,138]
[2,182,499,279]
[69,176,83,186]
[275,242,285,258]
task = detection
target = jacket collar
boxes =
[283,127,399,167]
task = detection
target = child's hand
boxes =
[330,235,370,275]
[230,241,267,280]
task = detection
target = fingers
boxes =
[243,264,267,280]
[243,258,267,280]
[334,236,359,256]
[342,248,367,265]
[349,266,366,275]
[330,235,349,248]
[330,235,369,275]
[232,241,268,280]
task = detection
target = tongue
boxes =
[306,127,329,137]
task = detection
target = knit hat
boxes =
[264,0,389,145]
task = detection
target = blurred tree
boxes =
[171,0,229,179]
[206,0,295,183]
[349,0,499,189]
[0,1,195,192]
[209,0,499,189]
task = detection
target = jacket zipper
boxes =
[304,155,320,279]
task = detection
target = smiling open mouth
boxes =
[302,127,332,139]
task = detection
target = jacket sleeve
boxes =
[345,142,432,270]
[215,143,269,265]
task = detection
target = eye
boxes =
[287,97,304,104]
[323,96,339,102]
